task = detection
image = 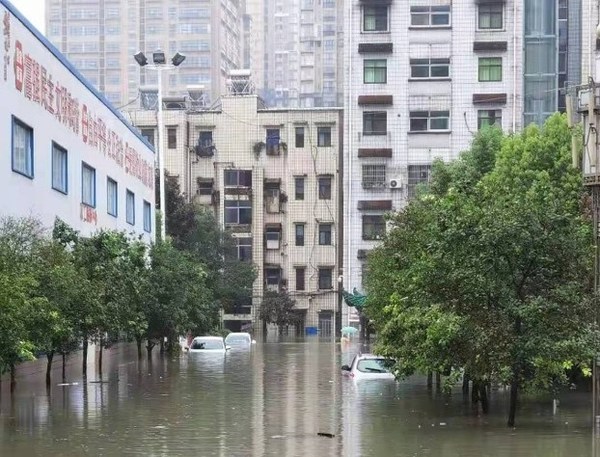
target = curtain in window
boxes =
[126,192,135,223]
[13,122,30,175]
[52,147,66,191]
[82,166,95,206]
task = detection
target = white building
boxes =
[130,79,342,335]
[0,0,155,241]
[343,0,583,326]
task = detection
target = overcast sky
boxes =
[10,0,45,33]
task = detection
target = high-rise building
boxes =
[245,0,344,108]
[129,75,343,334]
[45,0,243,108]
[343,0,582,327]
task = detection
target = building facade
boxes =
[131,89,342,335]
[45,0,242,108]
[1,0,155,241]
[244,0,344,108]
[343,0,582,326]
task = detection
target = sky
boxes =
[9,0,46,33]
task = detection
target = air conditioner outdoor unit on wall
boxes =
[389,178,403,189]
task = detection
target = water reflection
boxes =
[0,342,595,456]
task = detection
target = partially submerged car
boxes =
[187,336,230,353]
[341,353,395,380]
[224,332,256,348]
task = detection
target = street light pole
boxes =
[133,50,186,241]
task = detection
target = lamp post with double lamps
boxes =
[133,49,186,240]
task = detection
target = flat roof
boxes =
[1,0,154,153]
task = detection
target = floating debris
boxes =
[317,432,335,438]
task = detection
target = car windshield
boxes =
[226,334,250,344]
[191,339,223,350]
[356,358,393,374]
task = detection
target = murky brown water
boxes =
[0,341,596,456]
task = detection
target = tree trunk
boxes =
[147,341,155,359]
[82,339,88,379]
[159,338,165,355]
[462,374,470,396]
[435,372,441,391]
[62,353,67,382]
[10,363,16,393]
[46,352,54,387]
[98,337,104,377]
[479,383,489,414]
[472,380,481,404]
[136,337,143,360]
[427,372,433,390]
[508,376,519,427]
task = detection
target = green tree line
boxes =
[364,114,599,426]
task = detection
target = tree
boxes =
[259,291,302,333]
[365,116,598,426]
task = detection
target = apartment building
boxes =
[245,0,344,108]
[1,0,155,241]
[130,79,343,335]
[45,0,242,107]
[343,0,582,326]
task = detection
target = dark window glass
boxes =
[167,127,177,149]
[296,267,306,291]
[319,224,332,245]
[295,127,305,148]
[318,176,332,199]
[295,223,305,246]
[295,177,305,200]
[318,268,333,290]
[317,126,332,147]
[363,111,387,135]
[362,215,386,240]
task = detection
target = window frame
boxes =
[236,237,253,262]
[11,116,34,179]
[478,57,503,82]
[318,176,332,200]
[362,164,387,189]
[295,176,305,200]
[364,59,387,84]
[224,169,253,187]
[318,267,333,290]
[407,164,432,199]
[295,127,305,148]
[81,162,96,208]
[224,199,252,225]
[167,127,177,149]
[295,267,306,291]
[477,109,503,130]
[107,177,118,217]
[478,4,503,30]
[317,126,332,147]
[410,5,451,27]
[143,200,152,233]
[362,5,388,32]
[319,223,332,246]
[295,223,305,246]
[409,58,450,80]
[51,142,68,194]
[362,215,386,241]
[362,111,387,136]
[126,189,136,225]
[409,111,450,132]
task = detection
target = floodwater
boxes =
[0,340,596,456]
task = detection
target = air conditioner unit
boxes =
[389,178,403,189]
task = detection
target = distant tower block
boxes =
[227,69,254,95]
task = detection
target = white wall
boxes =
[0,0,155,242]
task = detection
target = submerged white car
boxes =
[341,353,396,380]
[224,332,256,348]
[188,336,230,353]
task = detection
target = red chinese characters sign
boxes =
[7,32,153,190]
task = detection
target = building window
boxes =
[410,5,451,27]
[318,267,333,290]
[12,117,34,178]
[362,215,386,241]
[224,200,252,225]
[265,267,281,290]
[295,267,306,291]
[409,111,450,132]
[143,201,152,232]
[363,111,387,135]
[479,57,502,82]
[81,163,96,207]
[236,237,253,261]
[107,178,118,216]
[318,176,332,200]
[319,223,332,245]
[478,109,502,130]
[363,5,388,32]
[167,127,177,149]
[364,59,387,84]
[295,177,305,200]
[140,128,155,147]
[410,58,450,79]
[126,189,135,225]
[407,164,432,199]
[295,223,305,246]
[51,142,68,194]
[295,127,305,148]
[224,169,252,187]
[266,128,281,155]
[317,126,332,147]
[266,227,281,250]
[478,4,503,30]
[199,131,213,147]
[362,165,386,189]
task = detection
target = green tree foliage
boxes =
[365,116,598,426]
[259,290,302,332]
